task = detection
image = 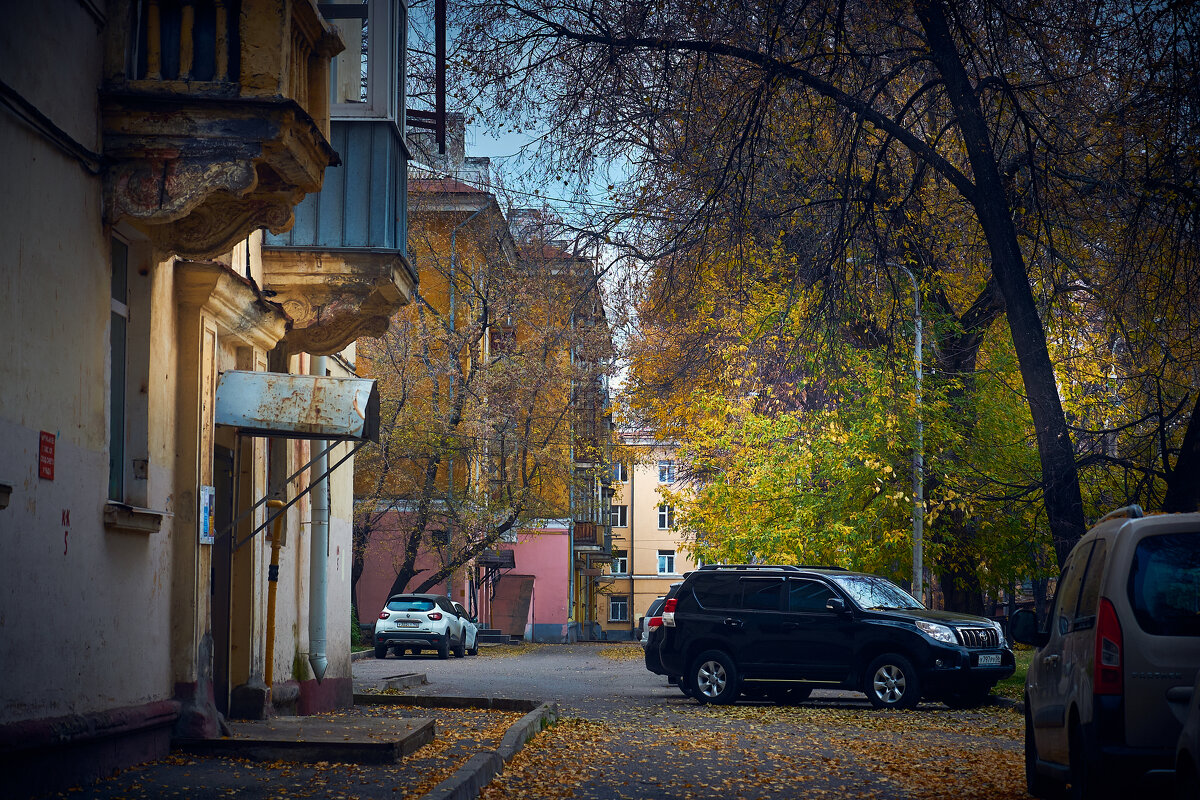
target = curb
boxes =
[423,700,558,800]
[352,694,557,800]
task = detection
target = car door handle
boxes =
[1042,654,1060,667]
[723,618,744,628]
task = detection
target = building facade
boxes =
[0,1,413,793]
[599,436,696,639]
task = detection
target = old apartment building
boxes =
[0,1,415,793]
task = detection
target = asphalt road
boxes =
[356,643,1032,800]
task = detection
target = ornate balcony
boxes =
[101,0,343,259]
[261,0,415,356]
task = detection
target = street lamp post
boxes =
[898,265,924,606]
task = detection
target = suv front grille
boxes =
[956,627,1000,649]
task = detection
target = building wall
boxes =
[0,4,178,726]
[599,442,695,638]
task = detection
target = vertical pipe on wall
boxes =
[308,355,329,682]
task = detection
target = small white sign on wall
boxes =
[199,485,215,545]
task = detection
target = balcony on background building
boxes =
[262,0,416,356]
[102,0,344,259]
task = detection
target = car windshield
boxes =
[386,598,435,612]
[828,575,924,610]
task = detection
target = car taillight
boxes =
[379,611,389,620]
[648,616,662,628]
[662,597,677,627]
[428,612,443,621]
[1094,597,1122,695]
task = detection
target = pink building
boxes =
[356,514,575,642]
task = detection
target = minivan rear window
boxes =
[1127,532,1200,636]
[386,598,436,612]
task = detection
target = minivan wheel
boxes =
[1067,720,1116,800]
[689,650,739,705]
[864,653,921,709]
[1025,703,1060,799]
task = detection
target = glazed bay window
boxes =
[658,504,674,529]
[326,0,406,120]
[658,459,675,483]
[609,595,629,623]
[610,504,628,528]
[612,550,628,574]
[658,549,676,575]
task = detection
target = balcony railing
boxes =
[102,0,343,258]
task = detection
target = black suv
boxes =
[656,565,1014,708]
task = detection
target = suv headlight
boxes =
[990,619,1007,647]
[916,620,957,644]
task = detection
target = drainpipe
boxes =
[308,355,329,682]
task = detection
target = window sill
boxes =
[104,502,171,535]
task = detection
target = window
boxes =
[612,550,628,574]
[657,549,675,575]
[658,460,676,483]
[609,595,629,622]
[612,462,628,482]
[741,579,782,611]
[327,0,406,120]
[109,238,129,501]
[1053,543,1091,635]
[658,505,674,529]
[1127,532,1200,636]
[788,579,837,612]
[610,504,628,528]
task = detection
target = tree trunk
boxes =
[1162,393,1200,512]
[915,0,1086,569]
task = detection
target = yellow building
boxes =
[0,1,415,792]
[600,434,696,639]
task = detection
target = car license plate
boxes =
[977,653,1001,667]
[398,620,419,628]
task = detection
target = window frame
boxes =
[657,504,674,529]
[109,237,130,502]
[608,595,629,623]
[611,550,628,574]
[657,459,676,483]
[612,462,628,482]
[328,0,405,122]
[610,504,628,528]
[657,549,675,575]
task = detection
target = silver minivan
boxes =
[1011,506,1200,799]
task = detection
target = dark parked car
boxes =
[658,564,1014,708]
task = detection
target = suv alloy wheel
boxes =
[690,649,740,704]
[865,652,921,709]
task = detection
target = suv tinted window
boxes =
[828,574,921,610]
[1127,532,1200,636]
[691,574,742,609]
[741,579,783,611]
[387,598,435,612]
[789,578,836,612]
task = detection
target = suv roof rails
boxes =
[1098,504,1145,524]
[696,564,847,572]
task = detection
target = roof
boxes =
[410,176,490,195]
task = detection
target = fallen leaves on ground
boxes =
[595,644,644,662]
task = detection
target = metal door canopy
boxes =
[215,370,380,441]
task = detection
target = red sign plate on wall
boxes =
[39,431,55,481]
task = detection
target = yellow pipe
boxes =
[264,500,285,692]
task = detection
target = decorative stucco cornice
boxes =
[260,248,417,356]
[175,260,289,351]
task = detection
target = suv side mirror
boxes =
[826,597,848,614]
[1009,608,1049,648]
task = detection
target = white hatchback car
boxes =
[374,593,468,659]
[1011,506,1200,799]
[453,601,480,656]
